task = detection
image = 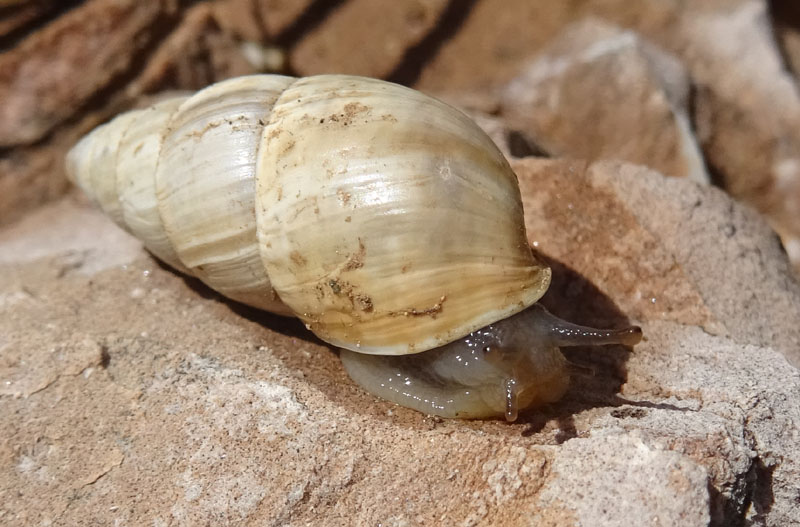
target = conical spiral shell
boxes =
[66,74,551,355]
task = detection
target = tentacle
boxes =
[504,378,519,422]
[526,304,643,348]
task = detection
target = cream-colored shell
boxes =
[66,74,551,355]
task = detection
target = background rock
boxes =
[124,3,259,97]
[501,19,708,183]
[0,0,76,43]
[0,0,180,148]
[677,0,800,274]
[288,0,450,78]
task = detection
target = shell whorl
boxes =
[67,74,551,355]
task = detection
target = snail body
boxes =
[67,74,641,421]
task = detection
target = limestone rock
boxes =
[501,20,708,183]
[414,0,684,94]
[515,158,800,366]
[0,0,259,229]
[677,0,800,271]
[530,434,712,525]
[0,133,76,230]
[0,0,180,148]
[1,158,798,525]
[212,0,316,43]
[125,3,259,97]
[0,1,62,41]
[0,0,182,228]
[288,0,449,79]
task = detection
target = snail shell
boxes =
[67,74,641,421]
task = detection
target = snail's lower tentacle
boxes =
[504,378,519,422]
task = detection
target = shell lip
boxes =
[319,266,552,356]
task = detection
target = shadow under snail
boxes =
[66,74,642,421]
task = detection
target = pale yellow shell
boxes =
[66,74,551,355]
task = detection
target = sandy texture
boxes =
[2,158,799,525]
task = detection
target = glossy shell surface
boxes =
[67,74,551,355]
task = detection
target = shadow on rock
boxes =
[166,250,648,433]
[515,251,640,438]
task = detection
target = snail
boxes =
[66,74,642,421]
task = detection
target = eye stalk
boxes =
[340,303,642,421]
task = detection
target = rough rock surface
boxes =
[2,160,798,526]
[675,1,800,270]
[517,159,800,366]
[288,0,450,78]
[501,20,708,183]
[0,0,180,148]
[124,3,258,97]
[0,0,67,42]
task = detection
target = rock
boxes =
[501,20,708,183]
[414,0,684,94]
[0,0,184,228]
[0,133,75,229]
[677,0,800,272]
[288,0,449,78]
[0,1,62,41]
[125,3,259,97]
[517,157,800,524]
[0,0,264,229]
[212,0,316,43]
[1,160,798,525]
[0,197,142,275]
[516,157,800,524]
[516,158,800,365]
[530,434,712,525]
[0,0,181,148]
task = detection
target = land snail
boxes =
[66,74,642,422]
